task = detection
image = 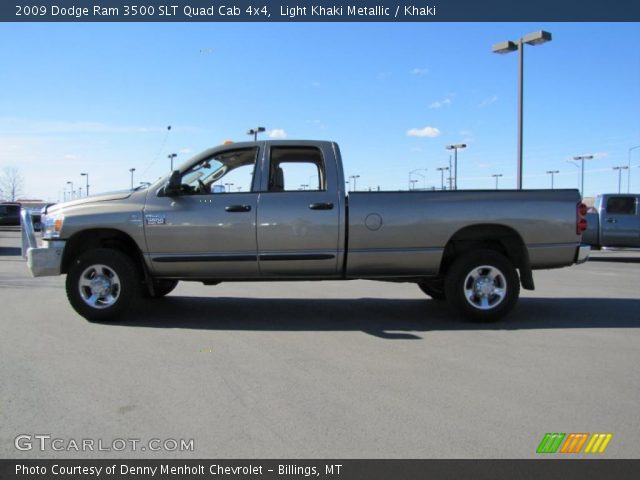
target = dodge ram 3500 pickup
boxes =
[22,140,590,322]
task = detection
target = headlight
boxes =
[42,212,65,238]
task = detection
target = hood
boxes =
[47,190,133,213]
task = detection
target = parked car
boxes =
[582,193,640,248]
[22,140,589,323]
[0,202,21,226]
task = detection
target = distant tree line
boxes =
[0,167,24,202]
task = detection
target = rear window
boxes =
[605,196,636,215]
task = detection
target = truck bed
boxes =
[346,189,582,277]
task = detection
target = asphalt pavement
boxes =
[1,229,638,459]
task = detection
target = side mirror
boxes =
[163,170,182,196]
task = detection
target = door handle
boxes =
[605,218,617,223]
[309,202,334,210]
[225,205,252,212]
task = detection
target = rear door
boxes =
[601,195,639,247]
[256,144,342,277]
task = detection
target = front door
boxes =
[144,147,260,278]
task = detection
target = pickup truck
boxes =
[582,193,640,248]
[21,140,590,323]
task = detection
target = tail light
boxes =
[576,202,588,234]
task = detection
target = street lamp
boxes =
[66,181,74,200]
[573,155,594,197]
[349,174,360,191]
[409,168,427,190]
[493,30,552,190]
[410,179,418,190]
[612,166,629,193]
[168,153,177,171]
[628,145,640,193]
[436,167,449,190]
[129,168,136,190]
[492,173,503,190]
[546,170,559,189]
[445,144,466,190]
[247,127,266,141]
[224,182,234,193]
[80,172,89,196]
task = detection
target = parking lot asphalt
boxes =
[1,229,639,459]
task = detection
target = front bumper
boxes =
[575,243,590,264]
[21,209,64,277]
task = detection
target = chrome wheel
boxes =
[78,264,121,309]
[462,265,507,310]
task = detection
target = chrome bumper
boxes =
[575,243,590,265]
[21,209,64,277]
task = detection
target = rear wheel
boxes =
[66,248,141,322]
[444,249,519,322]
[417,279,446,300]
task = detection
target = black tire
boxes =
[444,249,520,322]
[145,279,178,298]
[66,248,141,322]
[417,279,446,301]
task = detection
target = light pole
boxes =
[446,144,466,190]
[546,170,559,189]
[493,30,552,190]
[492,173,503,190]
[300,184,309,190]
[224,182,234,193]
[628,145,640,193]
[247,127,265,141]
[410,179,418,190]
[436,167,449,190]
[573,155,594,197]
[66,181,74,200]
[349,175,360,192]
[168,153,177,171]
[80,172,89,196]
[129,168,136,191]
[409,168,426,190]
[612,166,629,193]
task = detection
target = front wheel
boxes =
[66,248,141,322]
[444,249,520,322]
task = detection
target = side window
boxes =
[606,196,636,215]
[180,147,258,194]
[268,147,326,192]
[210,164,255,193]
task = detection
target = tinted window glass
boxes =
[606,196,636,215]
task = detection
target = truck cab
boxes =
[143,141,345,279]
[583,194,640,248]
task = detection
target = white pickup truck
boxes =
[22,140,590,322]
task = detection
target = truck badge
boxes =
[145,214,166,225]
